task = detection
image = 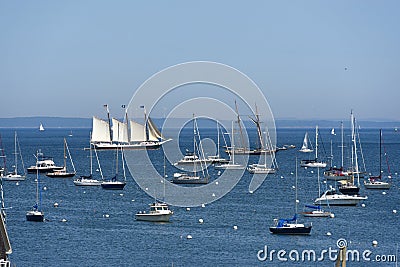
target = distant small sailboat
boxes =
[215,121,245,170]
[299,132,313,153]
[39,123,45,132]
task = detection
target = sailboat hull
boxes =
[93,140,170,150]
[269,225,312,235]
[1,174,26,181]
[26,211,44,222]
[101,181,126,190]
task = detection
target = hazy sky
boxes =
[1,1,399,121]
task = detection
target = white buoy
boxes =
[249,191,253,194]
[233,225,238,230]
[61,218,67,222]
[16,182,19,186]
[330,213,335,218]
[290,172,294,175]
[187,235,192,239]
[382,192,386,195]
[201,204,206,208]
[311,170,314,174]
[212,193,216,197]
[292,185,295,189]
[198,218,204,224]
[83,191,86,194]
[186,207,190,211]
[388,175,392,179]
[326,232,332,236]
[119,193,123,196]
[372,240,378,246]
[215,181,219,185]
[295,199,300,203]
[393,209,397,214]
[131,199,135,202]
[361,203,366,207]
[218,171,221,175]
[323,180,327,184]
[145,187,148,191]
[43,186,47,191]
[53,202,59,208]
[104,214,110,218]
[280,176,284,179]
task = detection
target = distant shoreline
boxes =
[0,117,399,129]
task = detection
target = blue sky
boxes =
[1,1,399,120]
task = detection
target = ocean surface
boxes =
[0,127,399,266]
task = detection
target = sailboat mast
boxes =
[379,129,382,178]
[216,120,220,157]
[315,126,319,160]
[104,104,112,143]
[234,100,246,150]
[295,157,298,217]
[341,121,344,168]
[63,138,67,169]
[231,120,235,164]
[89,132,93,175]
[14,132,18,174]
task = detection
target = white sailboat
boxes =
[91,105,170,150]
[364,129,391,189]
[300,126,327,168]
[215,121,245,170]
[74,133,102,186]
[299,132,313,153]
[206,120,229,164]
[2,132,26,181]
[173,115,209,184]
[39,123,45,132]
[247,130,278,174]
[46,138,76,178]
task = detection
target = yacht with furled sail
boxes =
[270,159,312,234]
[215,121,245,170]
[26,151,45,222]
[1,132,26,181]
[173,115,210,184]
[74,133,102,186]
[247,129,278,174]
[364,129,391,189]
[91,105,170,150]
[46,138,76,178]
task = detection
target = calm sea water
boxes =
[1,127,399,266]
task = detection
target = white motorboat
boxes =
[247,164,276,174]
[27,151,63,174]
[135,202,173,222]
[314,187,367,206]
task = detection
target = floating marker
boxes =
[215,181,219,185]
[16,182,19,186]
[186,207,190,211]
[201,204,206,208]
[393,210,397,214]
[372,240,378,246]
[249,191,253,194]
[311,171,314,174]
[119,193,124,196]
[330,213,335,218]
[53,202,59,208]
[233,225,238,230]
[104,214,110,218]
[198,218,204,224]
[43,186,47,191]
[280,176,284,179]
[212,193,216,197]
[187,235,192,239]
[361,203,366,207]
[326,232,332,236]
[382,192,386,195]
[131,199,135,202]
[61,218,67,222]
[290,172,294,175]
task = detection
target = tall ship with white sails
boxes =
[91,105,170,150]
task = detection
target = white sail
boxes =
[301,133,308,150]
[130,120,146,142]
[39,123,45,131]
[147,117,165,141]
[91,116,111,142]
[112,118,128,143]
